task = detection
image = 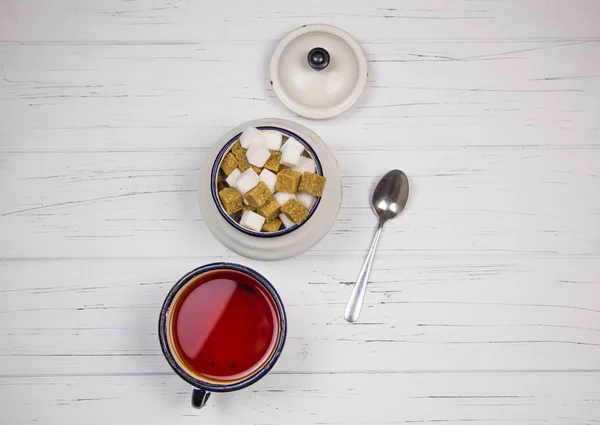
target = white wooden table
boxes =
[1,1,599,423]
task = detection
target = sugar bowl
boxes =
[197,118,341,260]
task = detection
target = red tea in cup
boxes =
[160,263,286,405]
[168,269,279,382]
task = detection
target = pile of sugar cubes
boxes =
[217,127,327,233]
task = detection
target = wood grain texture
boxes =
[1,258,599,376]
[1,0,599,423]
[2,373,599,424]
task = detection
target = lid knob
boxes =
[307,47,330,71]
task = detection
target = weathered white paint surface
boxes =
[1,0,599,423]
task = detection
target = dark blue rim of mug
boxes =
[210,126,323,238]
[158,262,287,393]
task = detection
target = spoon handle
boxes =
[344,223,384,322]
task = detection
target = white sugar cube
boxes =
[279,213,295,229]
[273,192,296,205]
[280,145,303,167]
[234,168,259,195]
[264,131,283,151]
[281,137,303,152]
[240,127,266,149]
[225,168,241,187]
[296,192,316,210]
[240,210,266,232]
[259,169,277,193]
[292,156,316,174]
[247,143,271,167]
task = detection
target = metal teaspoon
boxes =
[344,169,410,322]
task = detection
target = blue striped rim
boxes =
[210,126,323,238]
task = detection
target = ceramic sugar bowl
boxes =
[197,118,341,261]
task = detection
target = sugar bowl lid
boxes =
[270,24,368,120]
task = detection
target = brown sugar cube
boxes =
[262,218,283,233]
[264,151,282,173]
[298,172,327,197]
[235,153,250,171]
[251,165,262,175]
[275,169,302,193]
[257,197,281,220]
[218,187,243,214]
[231,140,245,158]
[231,141,251,171]
[243,181,272,208]
[237,157,251,171]
[281,198,309,224]
[242,203,256,212]
[221,153,238,176]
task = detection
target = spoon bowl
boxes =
[372,170,410,222]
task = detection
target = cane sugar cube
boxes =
[240,210,266,232]
[292,156,316,174]
[281,198,309,224]
[279,213,295,229]
[299,172,327,197]
[231,142,251,171]
[273,191,296,205]
[234,152,251,172]
[243,181,272,208]
[238,157,251,171]
[264,131,283,151]
[234,168,259,195]
[225,168,241,187]
[247,142,271,168]
[281,137,303,152]
[257,197,281,220]
[240,127,266,149]
[242,203,256,212]
[259,169,277,192]
[218,187,243,214]
[262,218,283,232]
[275,169,302,193]
[232,141,246,158]
[264,151,282,173]
[243,197,249,205]
[280,144,303,167]
[251,165,262,175]
[296,192,316,210]
[220,152,238,176]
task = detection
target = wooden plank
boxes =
[1,372,599,424]
[1,258,598,375]
[0,148,598,258]
[1,41,598,151]
[2,0,600,43]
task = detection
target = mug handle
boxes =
[191,388,211,409]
